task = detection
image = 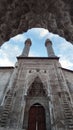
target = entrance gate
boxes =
[28,104,46,130]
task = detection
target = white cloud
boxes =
[0,57,14,66]
[0,42,22,66]
[29,51,38,57]
[39,29,59,40]
[39,29,49,37]
[12,34,26,43]
[29,52,35,57]
[47,33,59,39]
[60,58,73,70]
[58,41,72,52]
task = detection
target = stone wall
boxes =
[0,58,73,130]
[0,67,14,105]
[62,68,73,83]
[62,68,73,104]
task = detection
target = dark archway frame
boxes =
[22,97,51,130]
[0,0,73,46]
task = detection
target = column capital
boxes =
[45,39,52,47]
[25,38,32,46]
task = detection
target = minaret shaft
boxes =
[45,39,55,57]
[21,39,32,57]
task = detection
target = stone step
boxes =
[64,110,72,113]
[4,108,10,110]
[6,97,12,100]
[7,95,12,98]
[64,112,72,115]
[63,104,68,106]
[1,115,8,118]
[68,122,73,125]
[5,104,11,107]
[63,99,68,101]
[1,115,8,120]
[6,100,11,105]
[2,113,8,116]
[64,108,71,111]
[64,111,72,115]
[65,114,73,118]
[3,111,9,114]
[64,107,71,111]
[5,103,11,105]
[1,118,7,121]
[65,118,73,121]
[63,105,69,107]
[65,112,72,115]
[0,90,14,127]
[63,102,69,104]
[4,108,10,111]
[63,103,69,105]
[7,98,12,100]
[3,111,8,114]
[4,107,10,110]
[69,125,73,129]
[65,113,72,116]
[64,112,72,116]
[65,120,73,125]
[5,103,11,106]
[0,124,6,127]
[63,100,68,102]
[6,100,11,102]
[65,117,73,119]
[0,123,6,127]
[8,94,12,96]
[62,99,68,101]
[65,110,72,112]
[7,95,12,97]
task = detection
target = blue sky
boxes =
[0,28,73,70]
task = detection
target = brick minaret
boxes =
[45,39,56,57]
[21,39,32,57]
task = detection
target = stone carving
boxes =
[27,76,47,96]
[0,0,73,45]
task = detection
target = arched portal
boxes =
[28,103,46,130]
[23,76,51,130]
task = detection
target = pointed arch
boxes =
[25,72,49,95]
[27,73,48,88]
[27,76,48,96]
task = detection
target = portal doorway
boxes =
[28,103,46,130]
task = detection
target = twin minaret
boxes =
[21,39,32,57]
[21,38,56,57]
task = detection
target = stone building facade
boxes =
[0,39,73,130]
